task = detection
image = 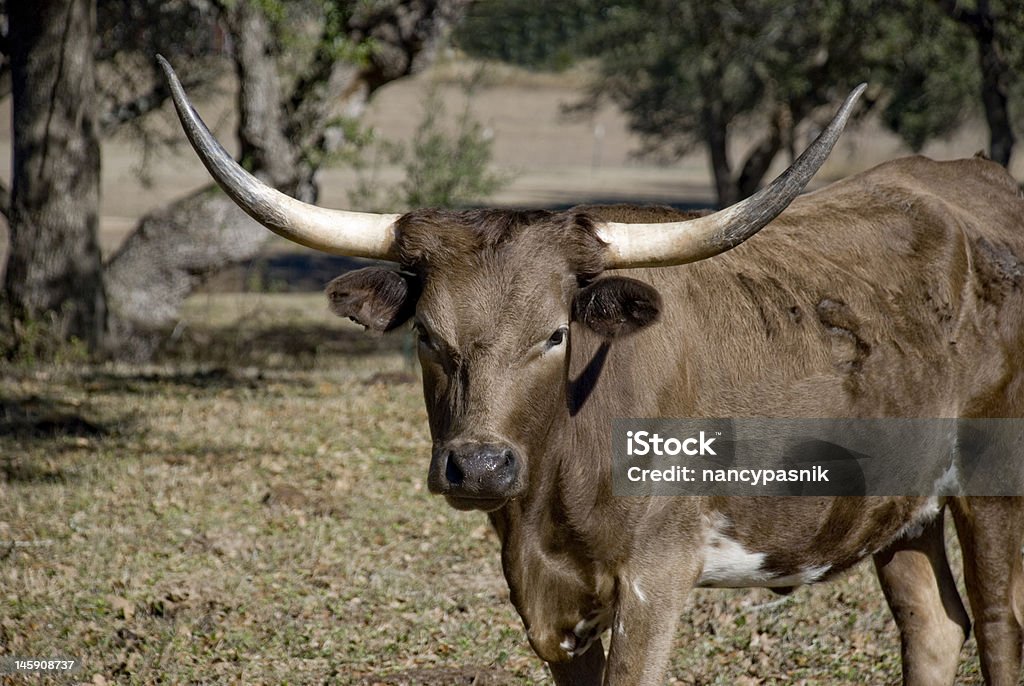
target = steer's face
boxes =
[326,209,662,512]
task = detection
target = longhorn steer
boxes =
[159,56,1024,685]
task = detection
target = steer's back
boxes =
[576,156,1024,588]
[614,155,1024,421]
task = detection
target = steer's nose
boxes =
[429,442,521,499]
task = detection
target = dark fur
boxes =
[572,277,662,338]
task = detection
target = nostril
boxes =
[502,450,514,468]
[445,450,464,486]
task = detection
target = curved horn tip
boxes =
[843,83,867,111]
[156,52,399,260]
[596,82,868,270]
[155,54,176,83]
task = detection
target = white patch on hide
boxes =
[697,513,831,588]
[767,564,832,586]
[697,513,769,587]
[894,497,942,542]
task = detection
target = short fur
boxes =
[327,156,1024,685]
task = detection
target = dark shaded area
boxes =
[1,457,74,484]
[358,666,519,685]
[0,395,107,439]
[568,341,610,416]
[0,395,109,483]
[157,322,410,368]
[79,367,270,393]
[203,254,373,294]
[784,439,869,497]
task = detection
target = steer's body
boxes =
[159,57,1024,684]
[391,155,1024,684]
[468,157,1022,684]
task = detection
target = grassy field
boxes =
[0,294,996,685]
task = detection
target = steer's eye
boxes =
[545,326,568,350]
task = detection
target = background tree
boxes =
[454,0,1021,207]
[1,0,471,360]
[934,0,1023,166]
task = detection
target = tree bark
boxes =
[5,0,104,351]
[702,101,737,208]
[103,0,471,359]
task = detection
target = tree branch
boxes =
[286,0,474,156]
[98,79,169,136]
[936,0,983,30]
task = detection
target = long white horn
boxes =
[597,84,866,269]
[157,55,400,259]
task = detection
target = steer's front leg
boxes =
[604,553,697,685]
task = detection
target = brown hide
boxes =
[393,156,1024,681]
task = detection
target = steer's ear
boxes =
[326,267,420,333]
[573,276,662,338]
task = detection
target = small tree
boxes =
[350,73,507,211]
[403,91,505,208]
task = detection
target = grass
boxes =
[0,294,996,684]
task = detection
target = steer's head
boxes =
[158,56,863,512]
[349,208,654,511]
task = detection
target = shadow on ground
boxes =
[358,667,520,685]
[0,395,114,483]
[159,322,411,368]
[0,395,108,440]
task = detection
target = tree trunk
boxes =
[975,20,1015,167]
[702,102,738,208]
[103,0,470,359]
[5,0,104,352]
[937,0,1016,167]
[736,130,783,201]
[102,3,312,360]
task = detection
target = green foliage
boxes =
[400,89,507,208]
[454,0,615,71]
[874,2,981,151]
[349,78,508,211]
[1,309,90,368]
[456,0,1024,198]
[575,0,894,155]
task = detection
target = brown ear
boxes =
[326,268,420,332]
[573,276,662,338]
